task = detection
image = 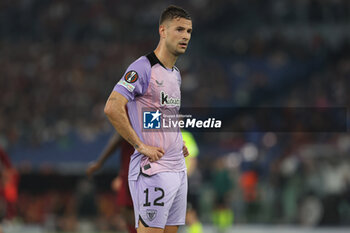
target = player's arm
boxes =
[104,91,164,162]
[86,133,122,177]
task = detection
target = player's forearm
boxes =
[97,133,122,164]
[105,103,144,151]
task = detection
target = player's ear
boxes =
[159,24,166,39]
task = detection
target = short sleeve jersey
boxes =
[113,52,186,180]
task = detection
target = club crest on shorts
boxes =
[146,209,157,221]
[124,70,138,83]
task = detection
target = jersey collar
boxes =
[147,52,174,71]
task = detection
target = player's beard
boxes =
[166,40,185,57]
[175,46,186,56]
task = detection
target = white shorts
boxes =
[128,171,187,229]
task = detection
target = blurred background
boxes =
[1,0,350,232]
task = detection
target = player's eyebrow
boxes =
[176,26,192,33]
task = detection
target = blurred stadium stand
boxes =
[1,0,350,232]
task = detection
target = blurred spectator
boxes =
[186,204,203,233]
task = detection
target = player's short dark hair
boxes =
[159,5,191,25]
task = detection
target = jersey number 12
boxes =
[143,187,165,207]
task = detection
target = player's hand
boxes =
[183,141,189,157]
[111,176,122,192]
[86,162,102,178]
[138,143,164,162]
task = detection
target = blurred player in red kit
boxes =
[87,133,136,233]
[0,146,19,233]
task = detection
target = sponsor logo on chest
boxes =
[160,91,180,107]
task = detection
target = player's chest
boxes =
[147,69,181,107]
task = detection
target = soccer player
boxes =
[87,132,191,233]
[86,133,136,233]
[104,5,192,233]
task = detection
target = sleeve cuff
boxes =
[113,84,133,102]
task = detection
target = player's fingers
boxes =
[150,153,158,162]
[157,147,165,155]
[182,145,189,156]
[154,153,160,161]
[184,149,189,157]
[158,150,164,158]
[153,152,163,161]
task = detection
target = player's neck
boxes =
[154,45,177,69]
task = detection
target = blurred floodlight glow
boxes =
[337,135,350,153]
[281,156,298,176]
[226,152,242,168]
[242,143,258,161]
[262,132,277,148]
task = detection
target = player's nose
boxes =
[182,33,190,41]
